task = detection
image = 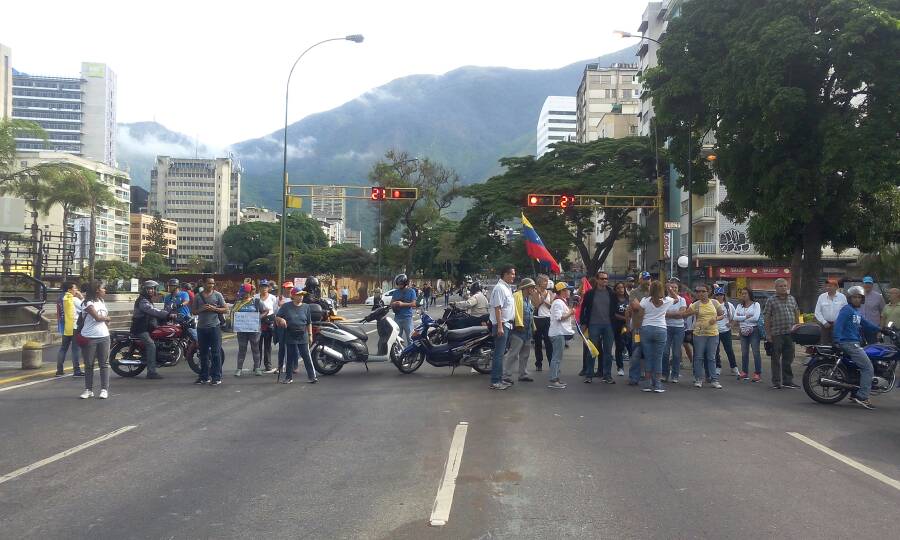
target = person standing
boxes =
[834,286,883,409]
[882,288,900,329]
[763,278,802,389]
[443,287,451,306]
[164,278,195,341]
[275,287,317,384]
[255,280,279,374]
[661,279,687,383]
[734,288,763,382]
[131,280,172,380]
[580,270,617,384]
[232,284,269,376]
[389,274,417,346]
[192,278,228,385]
[714,288,740,377]
[531,274,554,372]
[612,282,630,377]
[547,282,575,389]
[503,278,536,384]
[814,279,847,344]
[860,276,885,344]
[681,283,725,389]
[422,283,432,309]
[489,266,517,390]
[625,272,652,385]
[56,281,84,377]
[341,285,350,308]
[78,281,111,399]
[631,280,675,393]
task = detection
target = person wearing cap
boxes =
[713,287,740,378]
[232,283,270,377]
[488,266,517,390]
[280,281,294,306]
[531,274,554,372]
[860,277,885,344]
[624,272,652,385]
[502,278,537,384]
[164,278,195,341]
[579,270,618,384]
[680,283,726,389]
[547,281,575,389]
[814,279,847,344]
[275,287,317,384]
[625,276,636,295]
[192,277,228,385]
[255,280,279,374]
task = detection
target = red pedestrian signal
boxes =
[559,194,574,209]
[526,194,554,206]
[387,187,417,200]
[371,186,386,200]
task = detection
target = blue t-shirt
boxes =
[164,291,191,318]
[833,304,880,343]
[391,287,417,320]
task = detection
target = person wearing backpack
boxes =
[714,288,740,378]
[78,281,111,399]
[680,283,726,389]
[56,281,84,377]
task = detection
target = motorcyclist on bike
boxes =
[451,282,490,318]
[131,280,174,380]
[163,278,196,341]
[834,285,883,410]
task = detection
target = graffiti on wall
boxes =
[719,228,752,254]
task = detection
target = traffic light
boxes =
[387,187,418,200]
[370,186,386,201]
[559,194,575,209]
[526,194,554,207]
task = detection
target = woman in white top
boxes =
[78,281,111,399]
[733,287,762,382]
[529,275,555,372]
[255,281,279,374]
[662,280,687,383]
[547,282,575,389]
[630,280,678,392]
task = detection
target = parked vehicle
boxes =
[310,305,403,375]
[109,314,207,377]
[365,289,397,306]
[395,311,493,374]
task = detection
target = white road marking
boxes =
[787,432,900,491]
[0,425,137,485]
[0,373,73,393]
[429,421,469,527]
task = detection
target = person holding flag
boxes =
[521,214,561,274]
[580,270,618,384]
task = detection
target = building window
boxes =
[604,89,614,98]
[681,200,689,215]
[622,89,633,99]
[600,75,611,85]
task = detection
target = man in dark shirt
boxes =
[580,270,618,383]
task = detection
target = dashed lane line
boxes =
[429,421,469,527]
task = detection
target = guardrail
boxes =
[0,272,48,331]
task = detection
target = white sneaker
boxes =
[234,369,242,377]
[79,389,94,399]
[617,369,625,377]
[98,389,108,399]
[732,366,741,377]
[693,380,703,388]
[711,381,723,389]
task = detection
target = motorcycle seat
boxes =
[446,325,489,341]
[335,322,369,342]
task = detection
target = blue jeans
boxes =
[285,342,316,381]
[56,334,81,374]
[549,335,566,381]
[838,342,874,400]
[716,330,737,369]
[396,317,413,346]
[629,330,643,383]
[491,325,510,384]
[740,328,762,374]
[587,324,615,378]
[662,326,685,379]
[640,325,667,388]
[692,334,719,382]
[197,326,222,381]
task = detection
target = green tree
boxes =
[222,213,327,268]
[146,213,169,256]
[643,0,900,309]
[85,260,135,291]
[137,251,169,279]
[77,170,122,281]
[860,245,900,288]
[0,119,48,186]
[458,137,662,276]
[42,167,91,278]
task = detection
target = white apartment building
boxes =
[11,60,118,166]
[148,156,240,271]
[576,63,640,143]
[311,186,348,244]
[0,43,11,120]
[241,206,280,223]
[536,96,577,157]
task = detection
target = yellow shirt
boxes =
[692,299,721,337]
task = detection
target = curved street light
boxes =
[613,30,663,45]
[278,35,364,292]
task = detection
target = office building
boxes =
[343,229,362,248]
[130,185,149,213]
[0,43,11,119]
[310,186,347,243]
[11,61,118,166]
[241,206,280,223]
[576,63,640,143]
[148,156,240,271]
[536,96,577,157]
[129,213,178,264]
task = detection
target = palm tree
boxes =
[42,167,91,279]
[71,169,121,281]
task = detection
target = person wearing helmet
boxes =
[303,276,322,303]
[130,280,173,380]
[163,279,194,340]
[390,274,417,344]
[450,282,489,317]
[834,285,883,409]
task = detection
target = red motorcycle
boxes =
[109,315,204,377]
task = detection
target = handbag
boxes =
[74,309,89,347]
[740,326,755,337]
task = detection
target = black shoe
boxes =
[209,380,222,386]
[535,365,543,372]
[194,378,210,385]
[146,372,163,380]
[603,377,616,384]
[55,371,65,376]
[72,371,85,377]
[282,378,293,384]
[307,378,318,384]
[578,370,586,377]
[850,397,875,410]
[783,383,800,389]
[584,378,592,383]
[771,384,782,389]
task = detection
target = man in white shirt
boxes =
[814,279,847,344]
[489,265,516,390]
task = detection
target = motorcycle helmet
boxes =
[141,280,160,297]
[846,285,865,300]
[304,276,321,298]
[167,278,180,289]
[469,282,482,295]
[394,274,409,288]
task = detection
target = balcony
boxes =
[694,242,716,255]
[692,205,716,223]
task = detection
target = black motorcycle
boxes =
[395,310,493,374]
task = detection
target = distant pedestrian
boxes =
[503,278,536,385]
[661,279,686,383]
[275,287,317,384]
[734,287,762,382]
[422,283,432,309]
[580,270,617,384]
[631,280,676,392]
[882,288,900,328]
[255,280,278,374]
[56,281,84,377]
[192,278,227,385]
[547,281,575,389]
[78,281,111,400]
[612,282,630,377]
[680,284,695,361]
[531,274,554,372]
[681,283,725,389]
[443,287,450,306]
[860,276,885,344]
[341,286,349,308]
[714,287,740,378]
[625,272,652,385]
[181,282,195,304]
[763,278,801,389]
[814,279,847,344]
[489,266,517,390]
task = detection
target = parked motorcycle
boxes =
[109,314,202,377]
[395,311,494,374]
[310,305,403,375]
[799,322,898,405]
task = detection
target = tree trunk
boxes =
[789,244,803,300]
[88,208,97,282]
[798,219,824,313]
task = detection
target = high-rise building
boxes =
[536,96,577,157]
[11,61,118,166]
[241,206,280,223]
[310,186,346,243]
[148,156,240,271]
[129,213,177,264]
[576,63,640,143]
[0,43,11,120]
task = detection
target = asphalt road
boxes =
[0,302,897,539]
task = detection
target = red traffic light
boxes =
[526,194,554,206]
[559,194,574,209]
[370,186,386,200]
[387,187,417,200]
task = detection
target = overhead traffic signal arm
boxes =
[526,193,658,209]
[387,187,418,200]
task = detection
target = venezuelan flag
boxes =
[521,213,561,274]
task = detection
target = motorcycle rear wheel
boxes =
[396,350,425,374]
[109,342,147,377]
[803,361,850,404]
[311,343,344,375]
[469,347,493,374]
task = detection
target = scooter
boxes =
[395,311,494,375]
[310,305,403,375]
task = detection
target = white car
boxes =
[365,288,397,306]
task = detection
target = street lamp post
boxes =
[278,34,364,293]
[613,30,663,45]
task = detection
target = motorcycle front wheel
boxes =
[396,349,425,374]
[109,342,147,377]
[311,343,344,375]
[803,361,850,404]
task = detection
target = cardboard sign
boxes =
[233,310,261,333]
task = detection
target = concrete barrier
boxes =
[22,341,43,369]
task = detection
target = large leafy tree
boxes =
[43,167,91,278]
[644,0,900,309]
[458,137,662,276]
[145,213,170,256]
[79,170,121,281]
[222,213,327,268]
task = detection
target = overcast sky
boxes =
[2,0,647,146]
